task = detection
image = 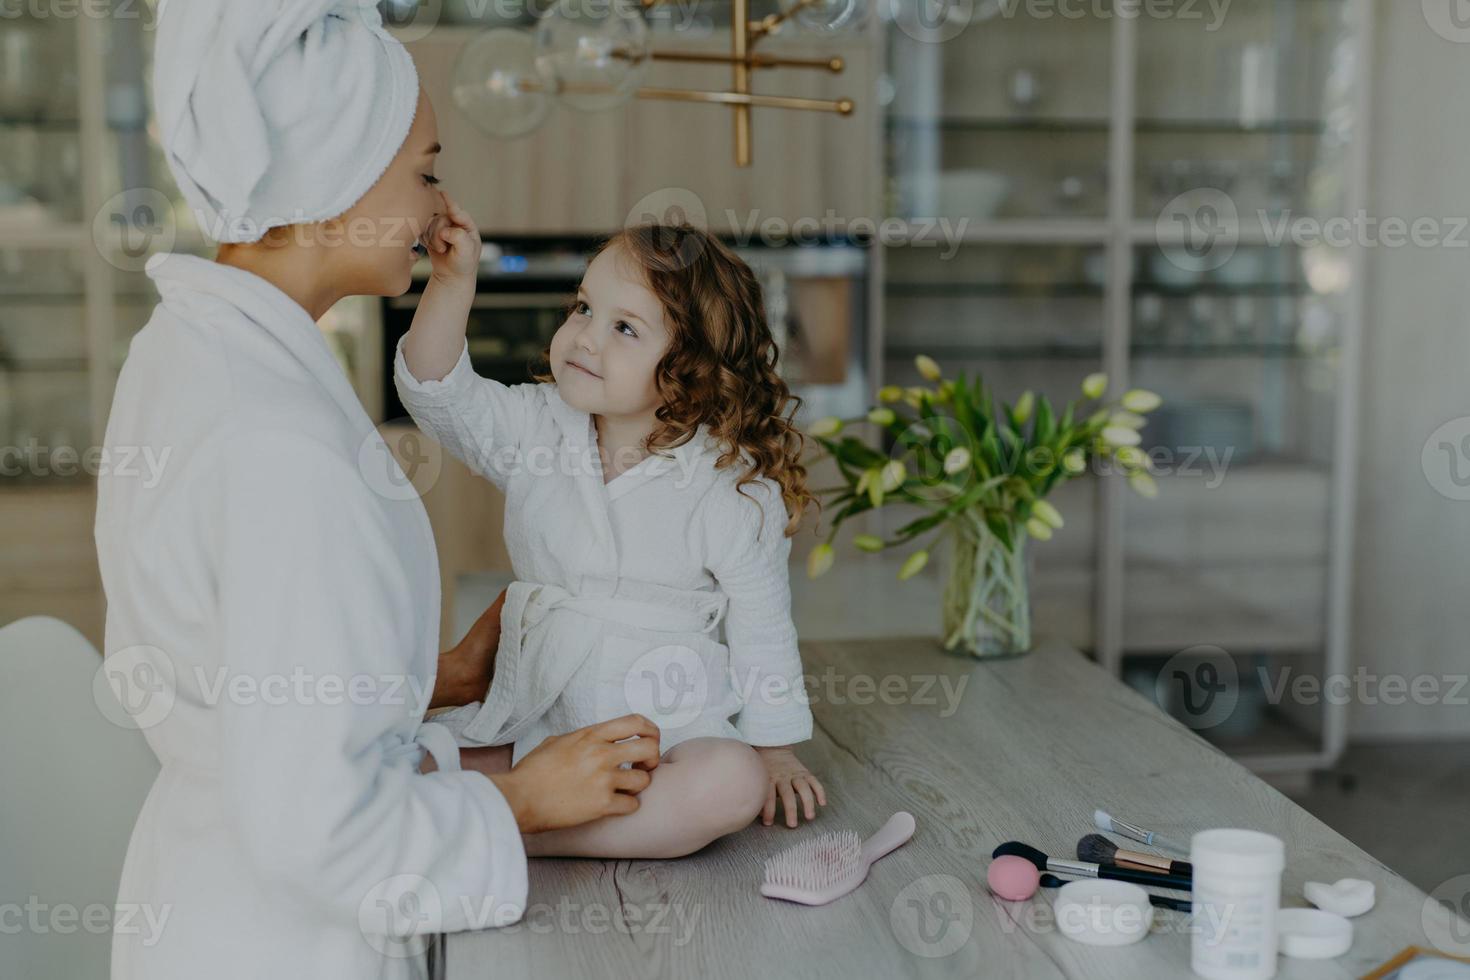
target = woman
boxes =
[95,3,658,978]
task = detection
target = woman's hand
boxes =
[490,715,663,834]
[755,745,827,828]
[425,193,481,286]
[428,589,507,711]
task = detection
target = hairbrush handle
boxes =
[861,811,916,867]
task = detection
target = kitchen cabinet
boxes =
[875,0,1373,774]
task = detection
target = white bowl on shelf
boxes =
[901,169,1010,221]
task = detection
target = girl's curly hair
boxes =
[537,222,814,536]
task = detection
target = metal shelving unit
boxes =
[874,0,1374,774]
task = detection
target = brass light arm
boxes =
[648,49,845,72]
[748,0,826,43]
[635,86,854,114]
[518,79,852,113]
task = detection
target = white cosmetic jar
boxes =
[1052,879,1155,946]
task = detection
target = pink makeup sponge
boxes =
[987,855,1041,901]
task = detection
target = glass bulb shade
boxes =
[452,28,558,140]
[795,0,871,33]
[534,0,649,112]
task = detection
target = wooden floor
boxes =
[439,636,1459,979]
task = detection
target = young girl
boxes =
[397,198,827,859]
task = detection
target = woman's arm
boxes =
[211,427,529,933]
[429,589,506,711]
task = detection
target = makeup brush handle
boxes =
[1116,855,1194,878]
[1040,873,1191,913]
[1149,893,1192,913]
[1098,864,1193,892]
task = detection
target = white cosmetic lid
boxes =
[1276,908,1353,959]
[1191,829,1285,876]
[1052,879,1155,947]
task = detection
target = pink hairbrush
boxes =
[759,811,917,906]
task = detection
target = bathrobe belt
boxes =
[434,580,730,748]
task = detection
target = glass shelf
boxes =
[885,0,1114,221]
[886,343,1330,361]
[0,14,82,226]
[0,246,91,483]
[1134,0,1357,221]
[890,116,1327,136]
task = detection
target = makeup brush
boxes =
[1039,873,1192,913]
[992,841,1193,892]
[1093,809,1188,856]
[1078,834,1193,878]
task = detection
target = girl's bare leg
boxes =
[520,737,769,859]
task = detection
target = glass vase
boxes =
[940,517,1032,658]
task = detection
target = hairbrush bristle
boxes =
[1077,833,1118,866]
[763,830,863,891]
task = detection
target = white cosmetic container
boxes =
[1190,829,1286,980]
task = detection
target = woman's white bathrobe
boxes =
[394,338,814,765]
[95,254,528,980]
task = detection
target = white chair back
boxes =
[0,616,160,979]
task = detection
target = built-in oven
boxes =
[381,234,871,425]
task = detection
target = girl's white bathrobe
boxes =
[394,338,814,764]
[95,254,528,980]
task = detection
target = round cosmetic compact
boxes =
[1052,879,1155,947]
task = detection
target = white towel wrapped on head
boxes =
[154,0,419,243]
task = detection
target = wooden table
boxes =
[439,637,1460,979]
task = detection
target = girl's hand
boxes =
[755,745,827,828]
[425,193,481,286]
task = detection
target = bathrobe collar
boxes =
[143,251,439,568]
[540,384,719,502]
[145,252,373,439]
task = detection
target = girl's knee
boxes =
[704,739,769,830]
[669,738,768,836]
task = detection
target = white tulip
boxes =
[878,385,903,404]
[1101,425,1142,447]
[1032,500,1064,530]
[1115,445,1147,470]
[868,408,896,426]
[1025,517,1053,541]
[1013,390,1035,424]
[810,416,843,437]
[1122,389,1162,412]
[898,550,929,580]
[943,447,972,475]
[853,534,885,553]
[1109,411,1147,430]
[807,543,835,578]
[880,460,906,492]
[1063,449,1086,474]
[1129,471,1160,499]
[915,355,943,382]
[1082,372,1108,400]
